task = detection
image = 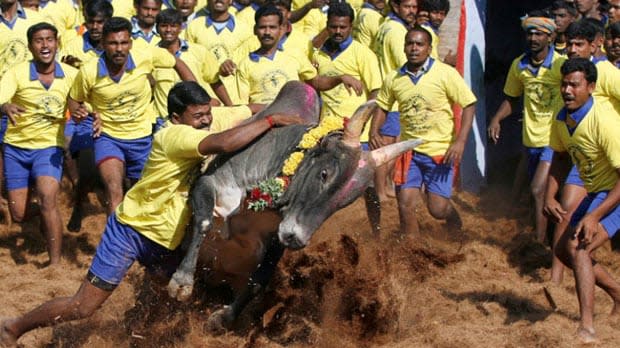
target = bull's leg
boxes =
[168,178,216,302]
[207,233,285,333]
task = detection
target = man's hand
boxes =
[544,198,567,223]
[71,103,90,123]
[340,75,363,96]
[443,139,465,165]
[61,55,83,68]
[219,60,237,77]
[92,112,103,138]
[575,214,600,246]
[369,132,386,150]
[1,103,25,125]
[310,0,328,9]
[487,118,501,144]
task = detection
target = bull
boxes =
[167,81,422,329]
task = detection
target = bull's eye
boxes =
[320,169,328,182]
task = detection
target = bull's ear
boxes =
[319,132,343,149]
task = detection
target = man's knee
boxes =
[427,195,451,220]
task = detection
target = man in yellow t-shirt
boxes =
[313,1,383,233]
[0,81,304,346]
[153,8,232,120]
[545,58,620,344]
[236,4,363,107]
[0,23,77,265]
[68,17,197,214]
[130,0,162,49]
[353,0,385,48]
[370,27,477,236]
[488,16,564,243]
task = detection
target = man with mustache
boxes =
[488,15,565,244]
[312,1,382,233]
[235,4,362,107]
[154,8,233,116]
[0,81,303,347]
[131,0,162,49]
[370,26,476,238]
[545,19,620,286]
[0,22,78,265]
[546,57,620,344]
[67,17,197,215]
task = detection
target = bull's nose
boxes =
[279,232,304,250]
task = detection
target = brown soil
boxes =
[2,180,620,347]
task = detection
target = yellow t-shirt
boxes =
[376,59,477,156]
[235,3,257,26]
[592,59,620,113]
[116,108,251,250]
[236,50,317,104]
[503,50,566,147]
[110,0,134,19]
[40,0,83,49]
[152,41,221,117]
[313,38,382,142]
[60,32,102,67]
[0,7,44,79]
[353,5,384,48]
[373,13,408,79]
[0,61,78,149]
[186,14,254,104]
[70,47,176,140]
[550,98,620,193]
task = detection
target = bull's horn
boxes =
[369,139,424,167]
[342,100,377,148]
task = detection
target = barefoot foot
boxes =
[577,326,598,344]
[0,319,18,348]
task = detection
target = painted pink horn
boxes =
[342,100,377,148]
[369,139,425,167]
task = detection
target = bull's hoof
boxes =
[205,306,234,334]
[167,271,194,302]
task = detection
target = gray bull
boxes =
[167,81,422,327]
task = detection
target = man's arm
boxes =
[289,0,327,23]
[443,102,475,165]
[488,96,519,144]
[307,75,363,95]
[369,107,388,150]
[198,114,301,155]
[544,151,572,223]
[173,57,197,82]
[210,81,233,106]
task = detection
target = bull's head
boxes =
[277,101,423,249]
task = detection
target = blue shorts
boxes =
[94,133,152,180]
[65,117,94,155]
[361,142,370,152]
[397,151,454,198]
[88,214,183,291]
[3,144,63,190]
[565,164,584,187]
[571,191,620,238]
[0,115,7,144]
[526,146,554,180]
[380,111,401,137]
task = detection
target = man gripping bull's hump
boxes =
[0,81,303,347]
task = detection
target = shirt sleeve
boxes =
[296,54,318,81]
[358,46,382,92]
[201,48,221,84]
[163,125,211,159]
[597,112,620,169]
[376,72,395,111]
[69,67,90,102]
[0,67,18,105]
[235,60,251,104]
[548,121,566,152]
[151,46,177,69]
[503,59,524,98]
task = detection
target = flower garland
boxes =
[246,116,345,211]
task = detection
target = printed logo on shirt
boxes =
[0,38,28,78]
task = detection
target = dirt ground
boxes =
[2,179,620,347]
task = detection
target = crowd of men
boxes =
[0,0,618,345]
